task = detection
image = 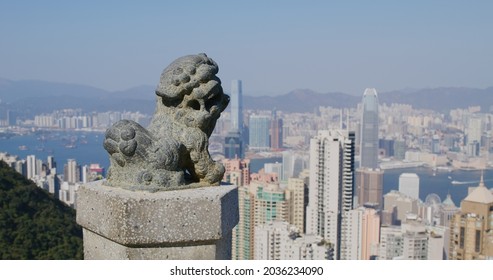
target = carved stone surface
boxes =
[103,54,229,191]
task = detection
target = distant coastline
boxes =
[380,160,492,172]
[0,130,108,169]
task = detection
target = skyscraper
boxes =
[467,116,483,145]
[249,114,271,151]
[47,155,56,171]
[224,131,243,159]
[431,135,440,154]
[306,130,355,259]
[398,173,420,200]
[286,177,308,233]
[281,151,308,182]
[355,168,384,208]
[7,110,16,126]
[26,154,37,179]
[340,207,380,260]
[270,109,283,150]
[232,186,254,260]
[231,80,243,133]
[254,221,333,260]
[360,88,379,169]
[64,159,80,184]
[225,80,245,158]
[232,182,288,260]
[382,190,420,225]
[440,194,458,227]
[378,222,438,260]
[222,157,250,186]
[449,175,493,260]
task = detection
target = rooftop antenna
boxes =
[479,169,485,187]
[340,109,343,130]
[346,109,350,132]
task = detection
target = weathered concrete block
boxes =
[76,180,238,260]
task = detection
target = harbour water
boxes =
[0,131,109,170]
[382,167,493,205]
[251,159,493,205]
[1,131,492,205]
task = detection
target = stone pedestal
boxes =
[76,181,238,260]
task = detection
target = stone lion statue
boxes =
[103,53,229,191]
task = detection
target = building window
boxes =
[475,230,481,253]
[459,227,465,249]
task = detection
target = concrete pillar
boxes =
[76,181,238,260]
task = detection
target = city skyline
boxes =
[1,1,492,96]
[2,96,493,260]
[2,2,493,263]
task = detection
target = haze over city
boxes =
[1,0,492,96]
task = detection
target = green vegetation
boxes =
[0,161,83,259]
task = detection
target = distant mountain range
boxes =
[0,78,155,116]
[1,78,492,115]
[243,89,358,113]
[379,87,493,113]
[244,87,493,113]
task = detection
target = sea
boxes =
[2,130,492,205]
[0,130,109,170]
[249,160,493,206]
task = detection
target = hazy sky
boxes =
[1,1,492,96]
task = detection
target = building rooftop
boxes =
[400,173,419,179]
[442,194,457,208]
[463,174,493,204]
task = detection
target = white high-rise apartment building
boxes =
[398,173,420,200]
[378,220,446,260]
[286,177,307,233]
[65,159,79,184]
[306,130,355,259]
[340,207,380,260]
[47,155,56,170]
[254,221,333,260]
[467,116,482,145]
[26,154,37,179]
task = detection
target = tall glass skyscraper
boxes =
[231,80,243,133]
[225,80,245,159]
[360,88,379,169]
[249,114,271,151]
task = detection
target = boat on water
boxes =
[451,180,478,185]
[18,145,28,150]
[436,166,453,172]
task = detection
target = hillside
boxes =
[0,161,83,259]
[378,87,493,113]
[243,89,359,112]
[243,87,493,113]
[1,78,493,114]
[0,78,154,116]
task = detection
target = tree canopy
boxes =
[0,161,83,259]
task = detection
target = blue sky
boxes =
[1,1,492,96]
